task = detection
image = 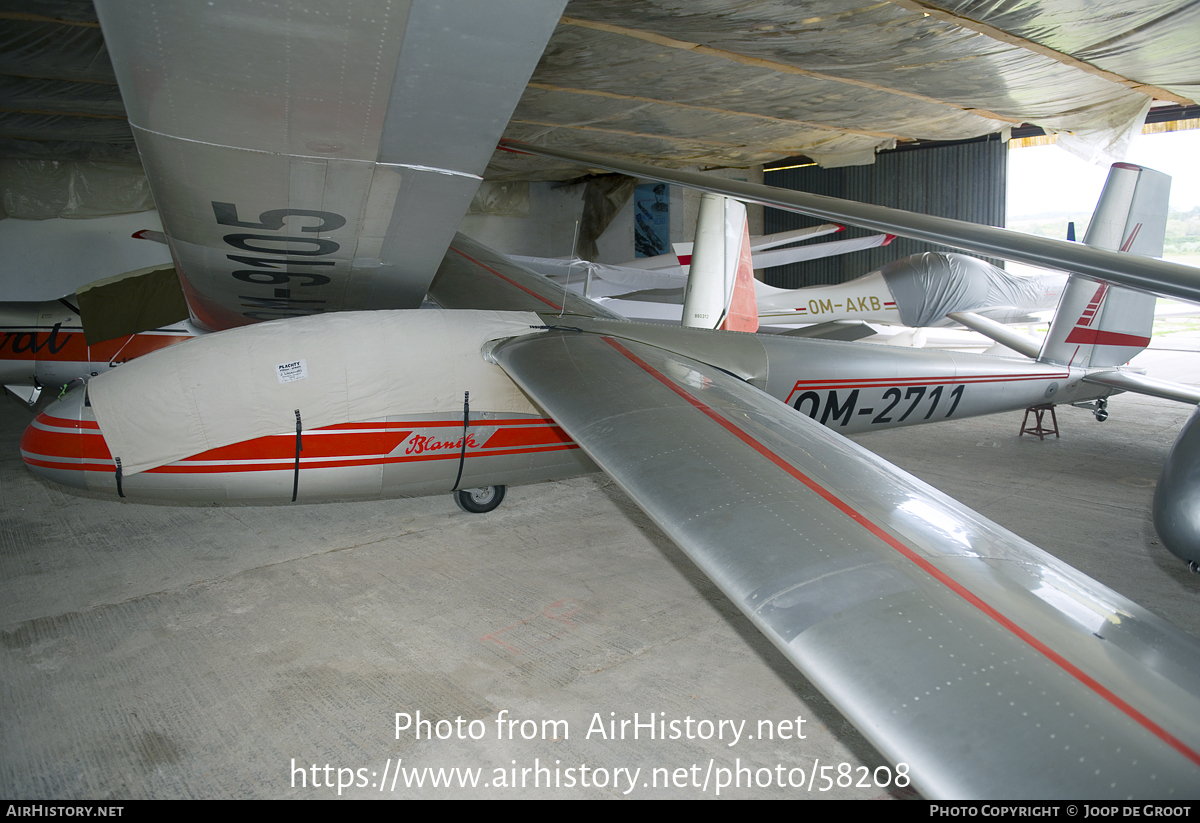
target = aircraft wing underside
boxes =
[94,0,565,331]
[489,329,1200,799]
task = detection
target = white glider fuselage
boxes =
[22,307,1108,502]
[755,269,899,325]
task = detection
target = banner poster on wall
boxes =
[634,182,670,258]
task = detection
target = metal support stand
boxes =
[1020,404,1059,440]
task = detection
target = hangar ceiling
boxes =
[1,0,1197,180]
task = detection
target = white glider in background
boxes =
[512,222,886,290]
[520,201,1066,333]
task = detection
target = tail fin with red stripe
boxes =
[682,193,759,333]
[1038,163,1169,368]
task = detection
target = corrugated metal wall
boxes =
[763,136,1007,287]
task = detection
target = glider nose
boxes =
[19,387,102,491]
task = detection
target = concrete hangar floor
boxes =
[2,335,1199,799]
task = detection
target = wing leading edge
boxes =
[488,330,1200,799]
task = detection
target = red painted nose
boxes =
[19,391,109,491]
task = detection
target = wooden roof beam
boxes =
[509,117,860,156]
[559,15,1023,125]
[525,82,904,140]
[888,0,1191,105]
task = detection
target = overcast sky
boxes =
[1008,129,1200,220]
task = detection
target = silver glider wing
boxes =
[94,0,565,330]
[488,329,1200,799]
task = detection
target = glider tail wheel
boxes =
[454,485,506,513]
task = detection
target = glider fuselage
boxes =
[20,312,1109,502]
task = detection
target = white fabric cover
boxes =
[89,310,543,474]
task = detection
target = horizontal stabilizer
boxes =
[518,233,891,296]
[775,319,878,341]
[4,385,42,409]
[748,223,842,251]
[1082,371,1200,405]
[750,233,892,269]
[609,287,685,304]
[512,256,684,291]
[946,311,1042,359]
[131,229,168,245]
[671,223,842,259]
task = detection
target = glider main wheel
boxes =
[454,485,506,514]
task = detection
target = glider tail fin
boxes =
[682,193,759,332]
[1037,163,1168,368]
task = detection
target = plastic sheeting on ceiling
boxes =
[0,1,134,163]
[1,0,1196,184]
[487,0,1197,179]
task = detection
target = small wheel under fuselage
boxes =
[454,485,506,513]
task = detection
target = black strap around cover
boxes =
[451,391,469,491]
[291,409,302,502]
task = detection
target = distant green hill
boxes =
[1008,207,1200,255]
[1166,206,1200,255]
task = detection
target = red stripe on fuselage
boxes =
[0,330,190,364]
[33,415,100,430]
[22,413,579,477]
[482,424,573,449]
[24,443,581,476]
[787,371,1069,398]
[192,430,413,462]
